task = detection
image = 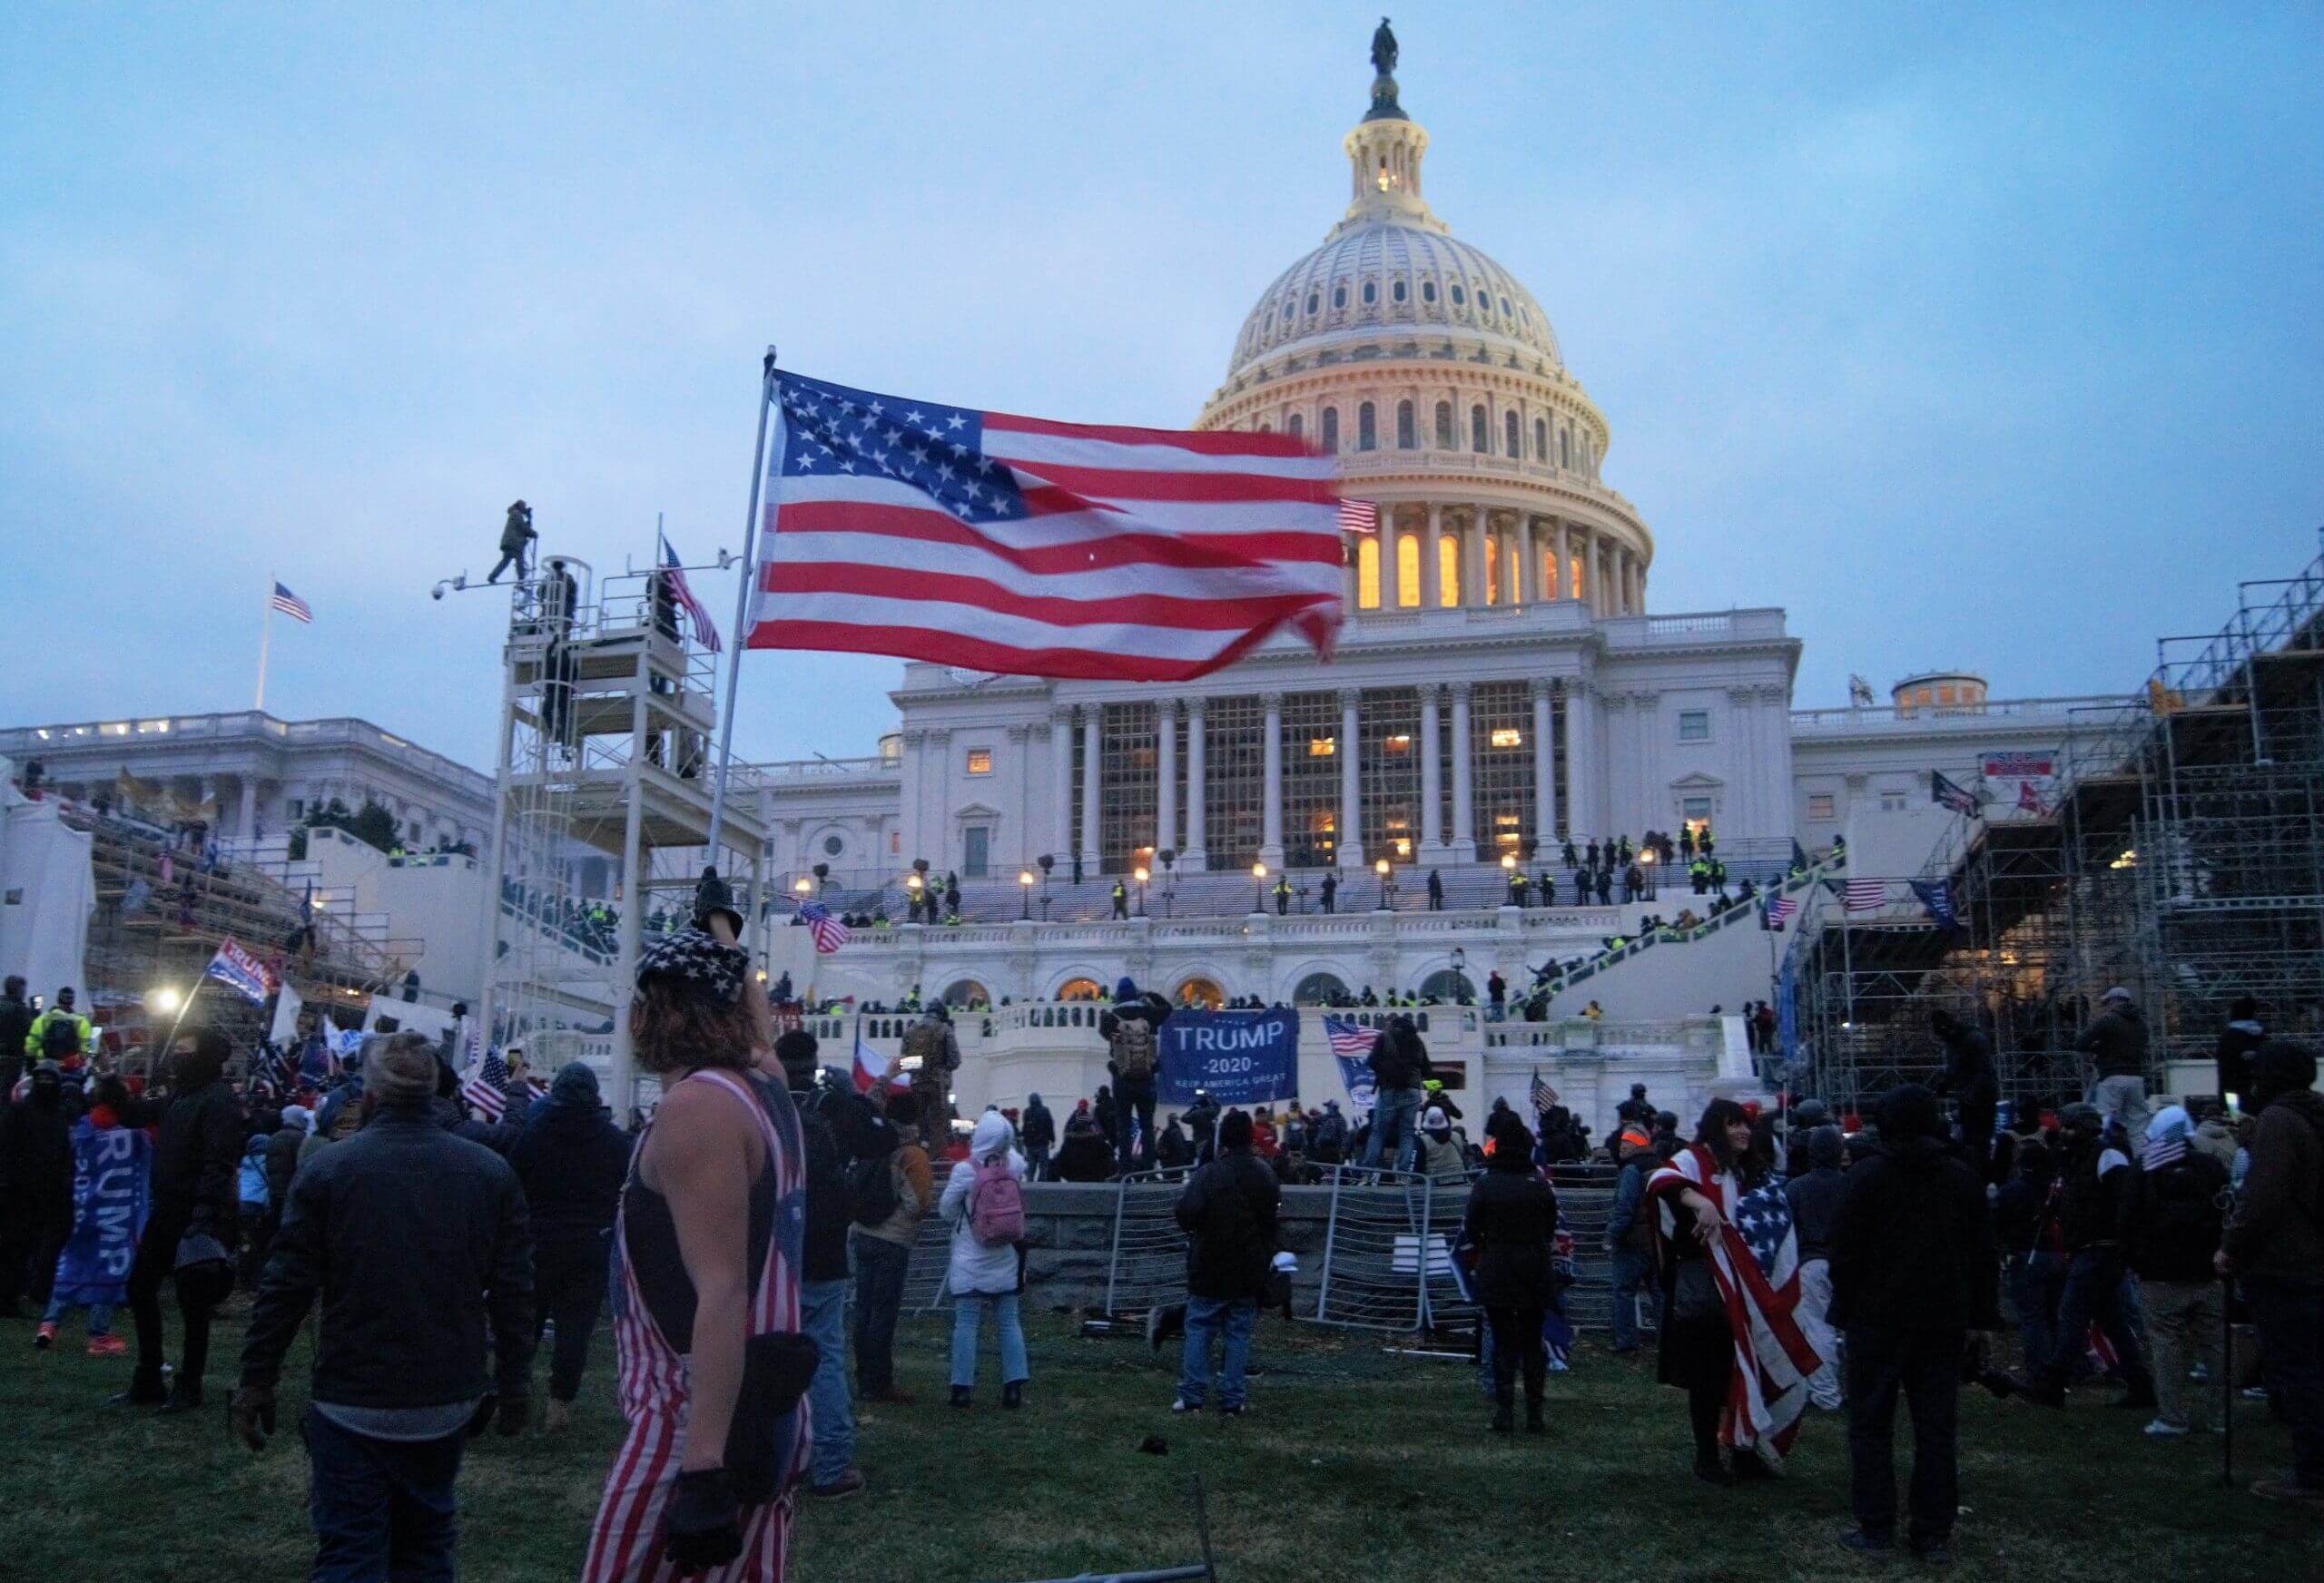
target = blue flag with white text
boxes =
[1157,1008,1300,1106]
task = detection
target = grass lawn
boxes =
[2,1301,2314,1580]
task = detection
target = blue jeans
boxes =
[2040,1247,2152,1397]
[851,1232,911,1395]
[1361,1086,1423,1173]
[1609,1248,1659,1352]
[1178,1294,1257,1408]
[950,1292,1028,1390]
[2245,1276,2324,1490]
[41,1295,113,1335]
[302,1407,462,1582]
[1114,1077,1157,1174]
[2006,1252,2066,1377]
[801,1276,854,1484]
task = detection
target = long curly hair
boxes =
[628,978,756,1077]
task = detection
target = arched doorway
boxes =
[1175,977,1226,1010]
[1054,977,1104,1002]
[1417,968,1475,1003]
[940,978,989,1009]
[1291,971,1351,1005]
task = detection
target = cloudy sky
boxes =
[6,3,2319,770]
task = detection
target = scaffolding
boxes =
[477,550,763,1113]
[1796,529,2324,1109]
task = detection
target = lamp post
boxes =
[1134,866,1149,918]
[1638,845,1657,900]
[1450,945,1468,1004]
[1015,869,1033,919]
[792,876,812,899]
[904,871,923,923]
[1374,855,1393,910]
[1252,860,1268,913]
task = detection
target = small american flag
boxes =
[658,531,722,652]
[1529,1069,1559,1112]
[1336,498,1379,535]
[1322,1016,1376,1060]
[1765,894,1800,927]
[1843,878,1884,912]
[798,900,850,954]
[270,581,313,623]
[460,1048,510,1121]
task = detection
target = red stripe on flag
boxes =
[768,499,1341,574]
[997,459,1336,505]
[743,618,1294,683]
[983,410,1322,457]
[763,562,1331,631]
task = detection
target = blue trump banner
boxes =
[1158,1008,1300,1106]
[52,1117,152,1308]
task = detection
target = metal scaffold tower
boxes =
[476,551,763,1114]
[1794,529,2324,1110]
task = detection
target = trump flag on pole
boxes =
[745,370,1346,681]
[204,939,279,1006]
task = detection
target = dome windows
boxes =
[1434,401,1453,448]
[1286,413,1304,440]
[1422,280,1437,303]
[1332,284,1347,309]
[1306,290,1320,316]
[1469,404,1488,453]
[1533,417,1547,460]
[1559,427,1571,468]
[1501,296,1513,317]
[1392,279,1407,302]
[1396,399,1416,448]
[1361,280,1376,305]
[1357,401,1377,451]
[1451,284,1466,306]
[1320,407,1340,452]
[1504,410,1521,458]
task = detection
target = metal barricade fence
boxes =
[906,1200,956,1313]
[1418,1168,1479,1333]
[1104,1166,1195,1316]
[1312,1165,1434,1332]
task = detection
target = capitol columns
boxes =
[1378,507,1401,610]
[1259,691,1285,870]
[1336,687,1364,869]
[1049,705,1074,859]
[1464,509,1490,610]
[1078,706,1103,870]
[1448,680,1476,860]
[1416,683,1445,860]
[1531,678,1559,850]
[1564,680,1600,838]
[1422,504,1443,608]
[1156,698,1178,860]
[1553,520,1571,603]
[1182,697,1207,870]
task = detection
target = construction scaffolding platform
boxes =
[1792,528,2324,1109]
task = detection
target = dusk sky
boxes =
[6,3,2319,771]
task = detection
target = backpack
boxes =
[41,1015,79,1059]
[967,1155,1026,1246]
[1110,1016,1157,1080]
[851,1149,901,1228]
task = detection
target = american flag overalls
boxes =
[583,1067,810,1582]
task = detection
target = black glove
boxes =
[496,1389,529,1438]
[664,1467,743,1573]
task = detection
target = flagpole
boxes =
[704,347,779,879]
[255,575,275,712]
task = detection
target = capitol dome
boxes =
[1195,30,1654,624]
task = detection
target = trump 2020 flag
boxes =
[204,939,279,1005]
[746,370,1345,680]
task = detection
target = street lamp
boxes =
[1019,869,1035,919]
[1374,855,1393,910]
[1252,860,1268,913]
[904,871,923,923]
[1638,846,1657,900]
[792,876,812,897]
[1450,946,1468,1001]
[1134,865,1149,917]
[149,985,182,1014]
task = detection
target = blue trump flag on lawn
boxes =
[51,1116,152,1308]
[1157,1008,1300,1106]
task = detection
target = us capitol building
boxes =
[743,42,2090,1024]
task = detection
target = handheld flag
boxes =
[203,939,279,1005]
[658,531,722,652]
[460,1048,512,1121]
[1529,1069,1559,1113]
[746,369,1345,680]
[1323,1017,1377,1112]
[798,900,851,954]
[852,1031,909,1096]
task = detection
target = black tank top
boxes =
[621,1070,788,1352]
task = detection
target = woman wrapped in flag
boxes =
[1646,1098,1824,1483]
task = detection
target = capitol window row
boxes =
[1265,394,1598,477]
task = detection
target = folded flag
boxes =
[748,369,1344,681]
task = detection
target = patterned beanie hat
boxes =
[635,927,747,1004]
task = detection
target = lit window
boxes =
[1683,797,1713,821]
[1308,736,1336,758]
[1678,711,1710,742]
[965,748,992,775]
[1937,685,1957,705]
[1489,727,1523,749]
[1396,530,1421,606]
[1807,794,1836,821]
[1356,534,1381,609]
[1438,532,1462,605]
[1385,733,1413,752]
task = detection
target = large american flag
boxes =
[1843,877,1885,912]
[658,531,721,652]
[1764,893,1800,927]
[1646,1145,1823,1467]
[798,900,850,954]
[745,370,1344,680]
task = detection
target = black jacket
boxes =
[1936,1026,1999,1106]
[2077,1005,2149,1077]
[1828,1136,1999,1334]
[0,1092,73,1214]
[263,1126,306,1217]
[1020,1099,1056,1150]
[0,994,33,1080]
[241,1107,535,1409]
[1459,1166,1558,1305]
[1783,1165,1846,1264]
[783,1089,852,1283]
[1366,1024,1432,1092]
[1175,1151,1282,1301]
[2214,1020,2264,1103]
[153,1076,246,1233]
[2120,1151,2230,1284]
[507,1098,633,1241]
[2057,1141,2133,1253]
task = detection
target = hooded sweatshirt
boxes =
[1828,1100,1998,1333]
[2223,1086,2324,1283]
[506,1066,633,1238]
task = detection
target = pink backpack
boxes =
[967,1155,1026,1246]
